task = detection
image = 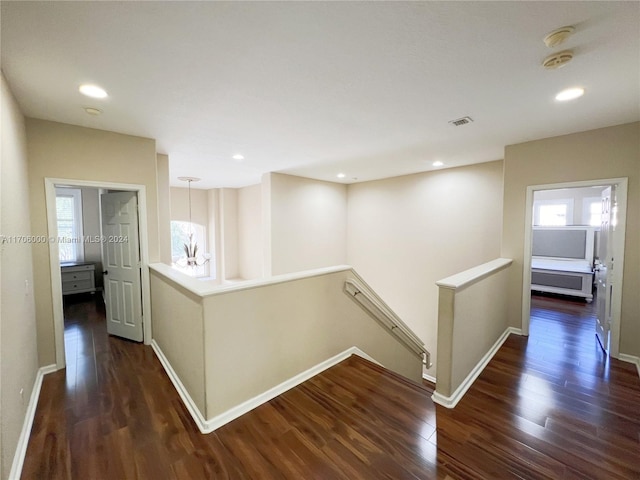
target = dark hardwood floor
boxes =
[22,293,640,479]
[437,294,640,479]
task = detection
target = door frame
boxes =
[521,177,628,358]
[45,177,152,369]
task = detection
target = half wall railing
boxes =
[432,257,515,408]
[149,263,428,434]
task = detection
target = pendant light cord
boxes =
[188,179,193,239]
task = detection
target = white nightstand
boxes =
[61,262,96,295]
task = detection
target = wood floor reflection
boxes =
[21,293,640,479]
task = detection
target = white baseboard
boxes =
[9,364,57,480]
[432,327,522,409]
[203,346,374,432]
[618,353,640,378]
[422,373,436,384]
[150,340,209,433]
[151,340,374,434]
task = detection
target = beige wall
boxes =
[203,269,422,417]
[26,119,159,366]
[170,186,209,228]
[150,271,205,414]
[156,154,172,265]
[502,122,640,357]
[268,173,347,275]
[1,74,39,479]
[261,174,273,276]
[237,184,263,280]
[347,161,504,376]
[78,187,103,288]
[220,188,239,280]
[207,189,221,282]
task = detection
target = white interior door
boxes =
[101,191,143,342]
[595,186,613,352]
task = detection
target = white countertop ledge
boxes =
[149,263,353,298]
[436,258,513,291]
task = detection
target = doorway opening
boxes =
[521,178,628,359]
[45,178,152,370]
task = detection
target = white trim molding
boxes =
[9,364,57,480]
[151,341,378,434]
[204,347,378,432]
[149,262,352,298]
[422,373,436,384]
[432,327,522,408]
[618,354,640,379]
[150,340,209,432]
[436,258,512,291]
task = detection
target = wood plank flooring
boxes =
[436,294,640,479]
[21,293,640,479]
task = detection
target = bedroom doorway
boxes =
[45,178,152,370]
[521,178,628,359]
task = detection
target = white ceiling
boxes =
[2,2,639,189]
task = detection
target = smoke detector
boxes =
[543,26,575,48]
[542,50,574,69]
[448,116,473,126]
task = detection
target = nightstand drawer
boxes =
[62,271,92,282]
[62,279,94,293]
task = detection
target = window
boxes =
[55,188,84,263]
[538,204,567,226]
[533,199,574,226]
[583,197,602,227]
[170,221,212,278]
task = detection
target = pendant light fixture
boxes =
[177,176,211,268]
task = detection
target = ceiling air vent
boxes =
[449,116,473,126]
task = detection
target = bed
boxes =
[530,226,596,302]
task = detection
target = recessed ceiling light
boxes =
[84,107,102,116]
[555,87,585,101]
[432,161,444,167]
[232,154,244,161]
[79,84,108,99]
[337,173,346,179]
